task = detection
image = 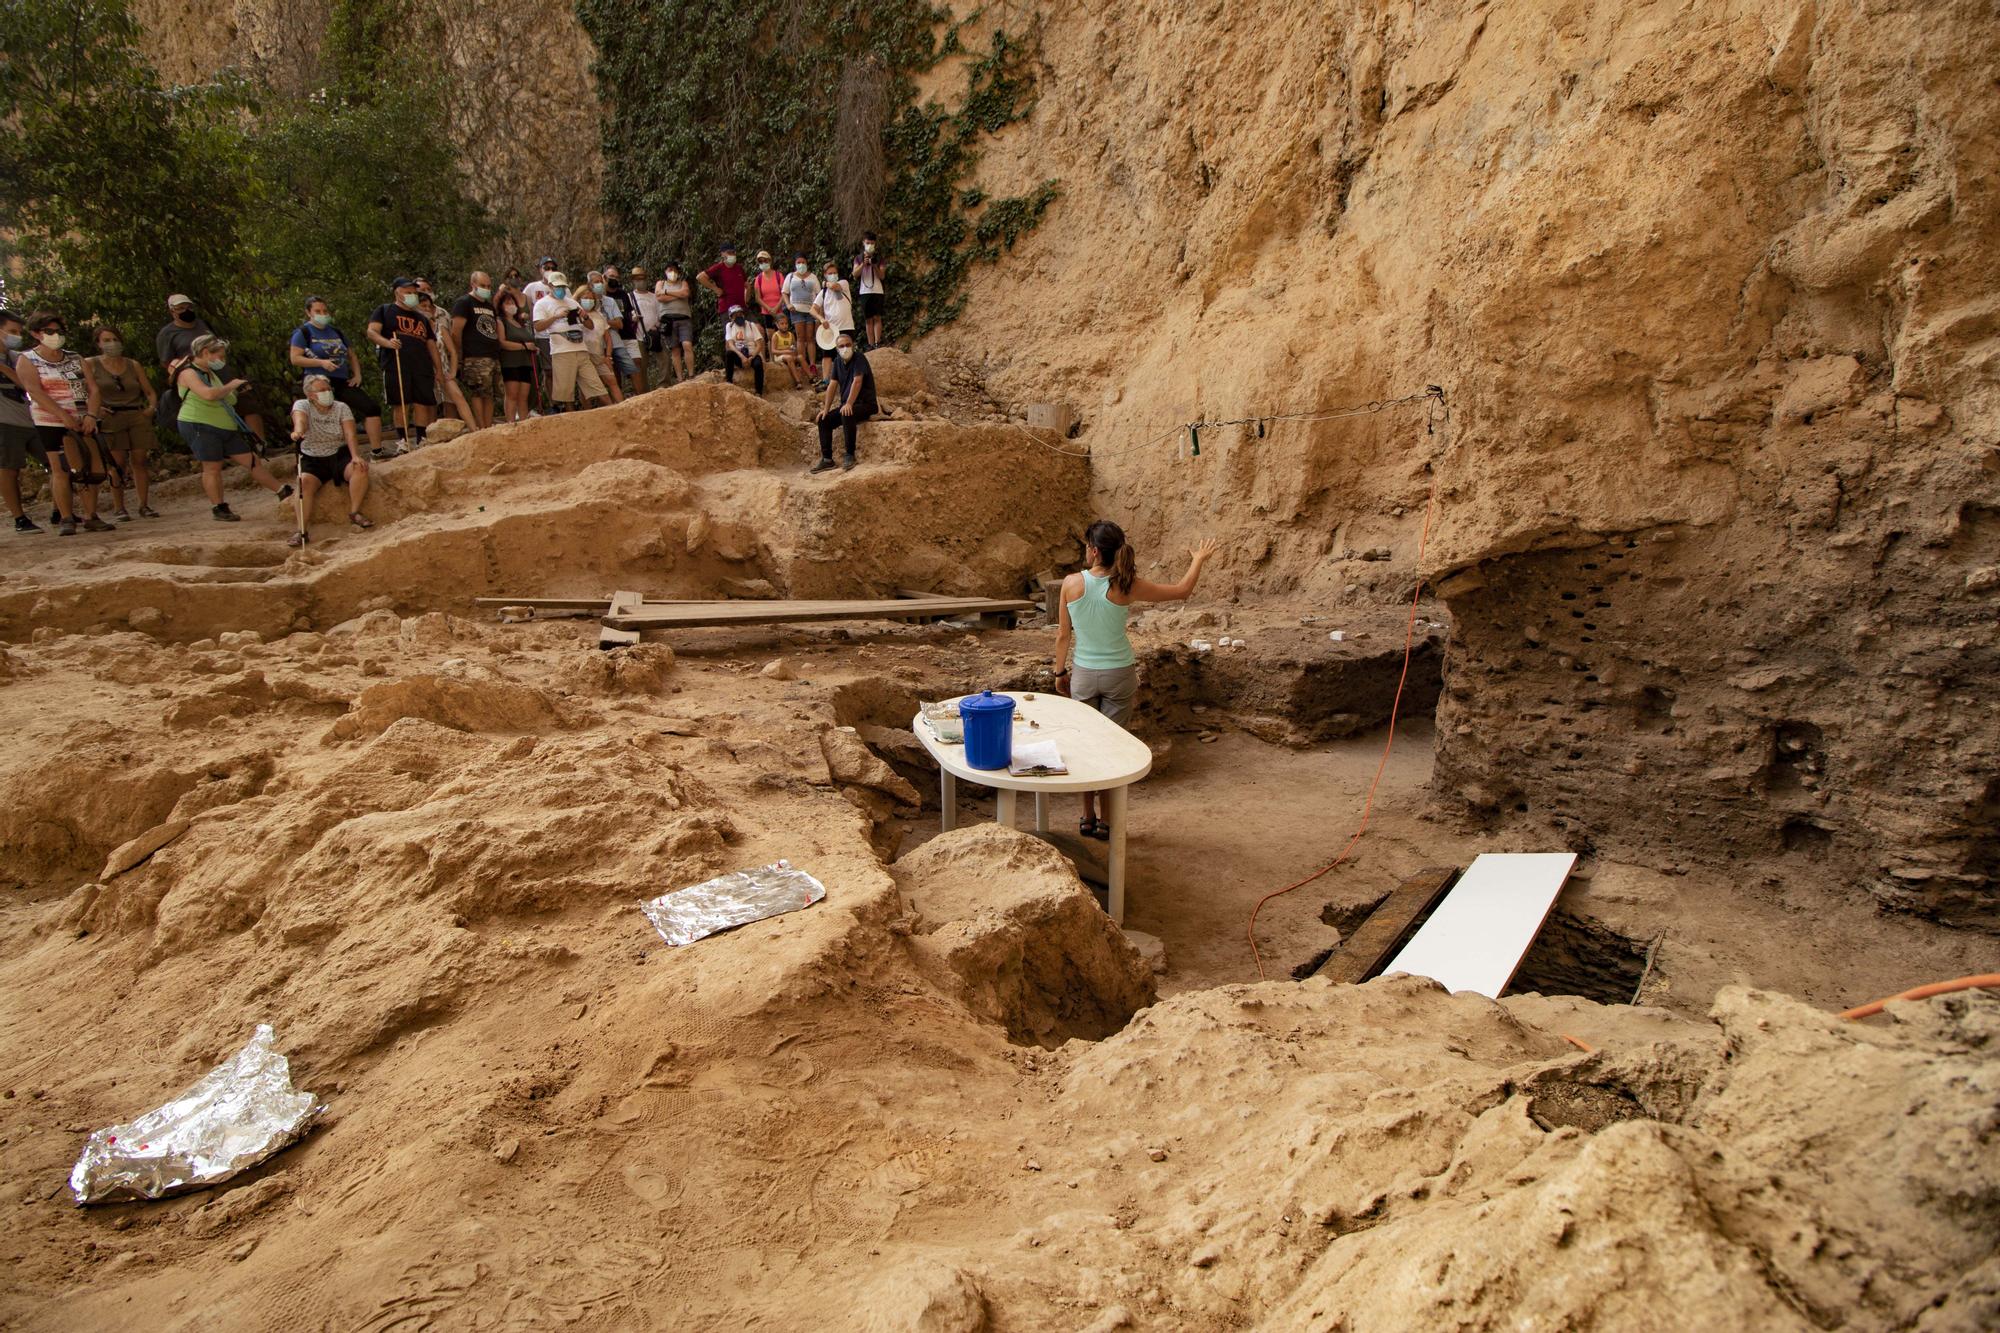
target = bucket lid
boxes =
[958,690,1015,715]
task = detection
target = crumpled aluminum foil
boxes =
[69,1024,325,1206]
[641,860,827,946]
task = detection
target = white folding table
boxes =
[912,692,1153,924]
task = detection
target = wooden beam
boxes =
[603,598,1033,631]
[598,591,645,650]
[1312,865,1459,985]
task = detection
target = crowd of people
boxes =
[1,234,895,537]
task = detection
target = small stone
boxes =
[127,607,165,632]
[760,658,795,681]
[1023,1159,1042,1172]
[1146,1147,1168,1162]
[494,1138,519,1164]
[228,1239,257,1262]
[1965,566,1999,592]
[1190,1243,1222,1268]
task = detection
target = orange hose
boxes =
[1247,471,1439,980]
[1838,973,2000,1021]
[1560,1034,1596,1053]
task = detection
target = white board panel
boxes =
[1380,852,1577,999]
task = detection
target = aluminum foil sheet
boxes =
[641,860,827,947]
[69,1024,325,1206]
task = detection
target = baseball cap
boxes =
[726,305,744,315]
[391,275,418,289]
[545,272,571,288]
[755,249,772,261]
[719,241,737,252]
[166,294,194,309]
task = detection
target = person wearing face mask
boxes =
[575,287,624,405]
[851,233,888,349]
[174,334,293,523]
[288,297,385,457]
[0,311,48,533]
[86,324,159,521]
[495,291,537,423]
[155,294,212,374]
[810,332,876,474]
[811,265,856,384]
[449,271,502,430]
[697,243,747,318]
[13,312,108,534]
[521,258,558,401]
[288,373,372,545]
[655,263,696,384]
[750,250,786,337]
[421,292,479,425]
[368,276,441,449]
[721,305,766,395]
[533,272,610,410]
[782,255,822,387]
[629,265,660,391]
[588,270,637,396]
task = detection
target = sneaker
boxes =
[113,509,133,523]
[212,504,240,523]
[14,515,42,534]
[287,530,308,548]
[59,518,77,536]
[137,505,161,518]
[276,484,295,502]
[841,453,857,471]
[82,515,116,532]
[808,458,837,475]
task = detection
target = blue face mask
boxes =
[553,286,569,299]
[592,282,606,295]
[2,333,20,351]
[309,313,333,328]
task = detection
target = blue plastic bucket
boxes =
[959,691,1016,770]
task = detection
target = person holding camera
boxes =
[174,334,293,523]
[533,272,610,410]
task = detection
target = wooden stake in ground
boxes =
[598,591,645,650]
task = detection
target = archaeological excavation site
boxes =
[1,1,1996,1329]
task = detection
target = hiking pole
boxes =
[289,431,309,544]
[389,333,411,454]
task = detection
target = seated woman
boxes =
[1053,520,1219,839]
[288,373,372,545]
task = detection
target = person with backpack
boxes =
[13,311,107,535]
[288,296,385,457]
[173,334,294,523]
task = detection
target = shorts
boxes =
[0,421,36,470]
[548,351,608,404]
[332,382,381,421]
[33,424,76,458]
[300,450,352,486]
[612,347,637,376]
[664,317,694,346]
[1069,664,1138,727]
[180,420,254,463]
[96,409,152,457]
[501,365,533,384]
[859,292,885,318]
[457,356,501,396]
[380,356,435,408]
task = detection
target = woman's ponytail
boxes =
[1086,520,1137,595]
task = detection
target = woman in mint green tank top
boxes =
[1054,520,1219,840]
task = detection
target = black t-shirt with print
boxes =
[369,303,435,377]
[451,294,502,360]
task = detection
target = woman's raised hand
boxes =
[1190,537,1220,564]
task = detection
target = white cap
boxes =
[166,294,194,309]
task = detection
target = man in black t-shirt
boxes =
[811,332,878,473]
[449,270,502,430]
[366,276,442,451]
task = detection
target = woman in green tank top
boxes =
[1054,520,1219,840]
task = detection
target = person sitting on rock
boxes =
[1053,521,1219,839]
[722,306,766,395]
[811,332,875,474]
[288,373,373,546]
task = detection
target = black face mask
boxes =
[175,308,196,323]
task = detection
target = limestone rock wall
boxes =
[919,0,2000,926]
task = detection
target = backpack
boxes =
[156,356,193,436]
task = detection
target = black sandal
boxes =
[1085,818,1110,841]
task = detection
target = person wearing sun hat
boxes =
[531,271,609,409]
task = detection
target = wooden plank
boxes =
[598,591,645,650]
[1380,852,1577,999]
[1313,866,1458,985]
[476,596,724,609]
[604,598,1033,631]
[895,589,958,601]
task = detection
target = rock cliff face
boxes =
[130,0,607,255]
[922,0,2000,927]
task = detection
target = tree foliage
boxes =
[0,0,493,408]
[574,0,1057,341]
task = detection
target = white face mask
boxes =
[38,332,65,351]
[864,243,875,254]
[665,271,679,282]
[796,264,808,275]
[313,389,335,407]
[838,346,854,362]
[825,274,838,285]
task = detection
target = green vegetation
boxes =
[0,0,493,414]
[576,0,1057,342]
